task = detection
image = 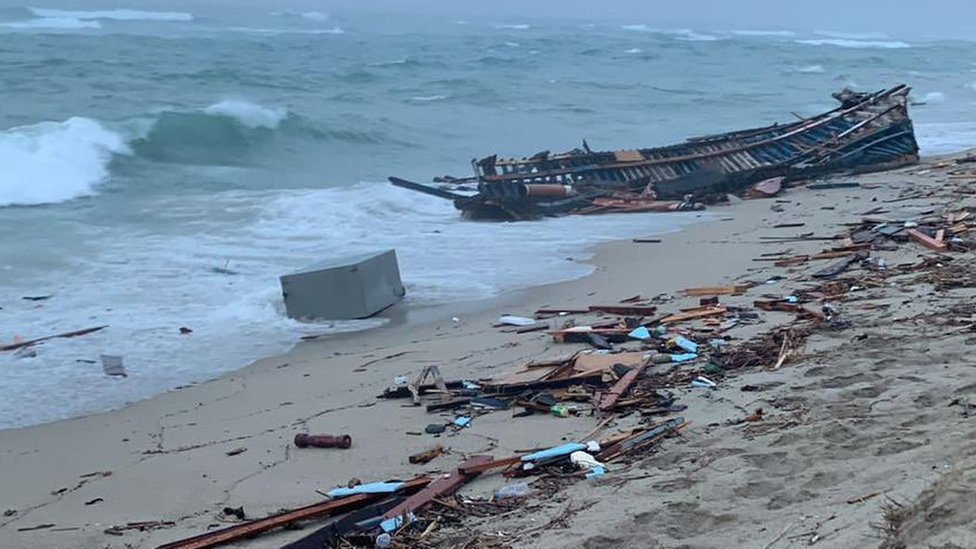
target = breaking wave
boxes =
[620,25,718,41]
[1,16,100,29]
[796,38,911,49]
[202,100,288,130]
[0,117,130,207]
[270,10,329,21]
[129,100,299,164]
[27,7,193,21]
[222,26,344,35]
[494,23,529,30]
[731,29,795,37]
[813,30,890,40]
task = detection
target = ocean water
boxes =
[2,8,976,429]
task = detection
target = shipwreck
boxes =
[390,84,919,220]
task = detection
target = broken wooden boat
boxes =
[391,84,919,220]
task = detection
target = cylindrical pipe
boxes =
[522,184,575,198]
[294,433,352,449]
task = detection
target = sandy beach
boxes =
[3,154,976,549]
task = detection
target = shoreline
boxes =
[3,153,976,549]
[0,210,707,435]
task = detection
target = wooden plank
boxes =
[457,456,521,475]
[754,300,800,314]
[587,305,657,316]
[1,325,107,352]
[659,306,727,324]
[595,363,649,411]
[157,477,431,549]
[682,286,749,297]
[812,250,860,260]
[614,150,645,162]
[830,243,873,253]
[907,229,948,252]
[382,456,492,520]
[773,256,809,267]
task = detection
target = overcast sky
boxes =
[10,0,976,38]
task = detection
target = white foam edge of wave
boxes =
[0,117,130,207]
[219,25,344,35]
[730,29,796,37]
[796,64,826,74]
[202,99,289,130]
[269,10,329,21]
[27,7,193,21]
[795,38,912,49]
[813,30,890,40]
[619,25,719,41]
[0,17,101,29]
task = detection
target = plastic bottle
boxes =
[550,405,570,417]
[375,533,392,547]
[494,482,530,499]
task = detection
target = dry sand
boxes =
[1,156,976,549]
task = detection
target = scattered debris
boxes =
[409,446,445,465]
[293,434,352,449]
[100,355,127,377]
[1,325,107,353]
[103,520,176,537]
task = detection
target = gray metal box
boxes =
[280,249,405,320]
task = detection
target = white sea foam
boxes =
[796,64,825,73]
[0,17,100,29]
[731,29,795,37]
[495,23,529,30]
[270,10,329,21]
[796,38,911,49]
[28,7,193,21]
[620,25,718,41]
[624,48,642,54]
[813,30,890,40]
[203,100,288,129]
[0,117,130,207]
[408,95,449,102]
[222,26,344,35]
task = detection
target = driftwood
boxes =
[0,326,107,352]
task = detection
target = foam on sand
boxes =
[0,117,130,207]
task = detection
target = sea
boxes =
[2,6,975,429]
